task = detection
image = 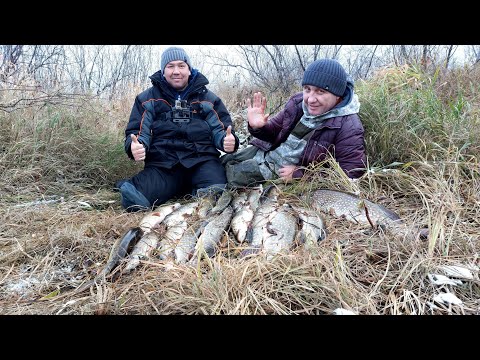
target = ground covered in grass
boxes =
[1,64,479,315]
[1,160,478,315]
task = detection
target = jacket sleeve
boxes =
[197,101,236,152]
[334,116,367,178]
[292,167,305,179]
[124,94,145,160]
[135,101,155,152]
[292,115,366,180]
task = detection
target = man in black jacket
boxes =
[117,47,239,212]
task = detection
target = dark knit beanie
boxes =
[161,47,192,72]
[301,59,347,97]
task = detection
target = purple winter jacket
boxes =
[249,92,366,179]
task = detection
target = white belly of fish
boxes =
[231,207,254,243]
[156,201,199,260]
[262,205,298,260]
[124,231,161,272]
[250,202,278,247]
[124,203,181,272]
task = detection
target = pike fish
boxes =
[191,205,234,262]
[292,205,326,248]
[170,193,217,264]
[173,191,231,263]
[76,227,143,293]
[247,185,263,210]
[195,189,233,219]
[125,231,162,271]
[311,189,401,225]
[124,202,182,273]
[310,189,408,236]
[158,201,199,260]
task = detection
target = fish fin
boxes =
[367,200,402,221]
[239,245,261,258]
[295,229,306,245]
[245,225,253,243]
[127,227,143,252]
[320,228,327,242]
[266,222,277,235]
[260,184,279,203]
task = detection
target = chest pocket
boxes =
[186,114,212,143]
[149,98,215,144]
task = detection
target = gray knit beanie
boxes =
[161,47,192,72]
[301,59,347,97]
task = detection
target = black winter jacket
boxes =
[124,69,239,169]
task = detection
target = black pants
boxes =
[121,158,227,210]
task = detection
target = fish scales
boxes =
[293,205,326,248]
[239,185,280,258]
[310,189,413,238]
[192,205,234,260]
[124,231,161,272]
[159,222,188,260]
[262,204,298,260]
[311,189,401,226]
[246,185,263,212]
[209,190,233,215]
[249,201,278,247]
[246,185,280,247]
[124,203,182,272]
[231,190,248,211]
[197,194,217,219]
[175,220,208,264]
[139,203,182,233]
[158,201,199,260]
[230,187,263,243]
[231,207,255,243]
[173,195,218,262]
[163,201,199,227]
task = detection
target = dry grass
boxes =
[1,64,479,315]
[1,157,479,315]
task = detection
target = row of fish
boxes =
[76,185,408,293]
[240,186,325,260]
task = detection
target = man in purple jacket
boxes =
[221,58,366,187]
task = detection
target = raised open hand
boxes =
[246,92,270,129]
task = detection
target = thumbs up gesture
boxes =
[223,125,235,153]
[130,134,146,161]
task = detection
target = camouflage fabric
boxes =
[221,146,265,187]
